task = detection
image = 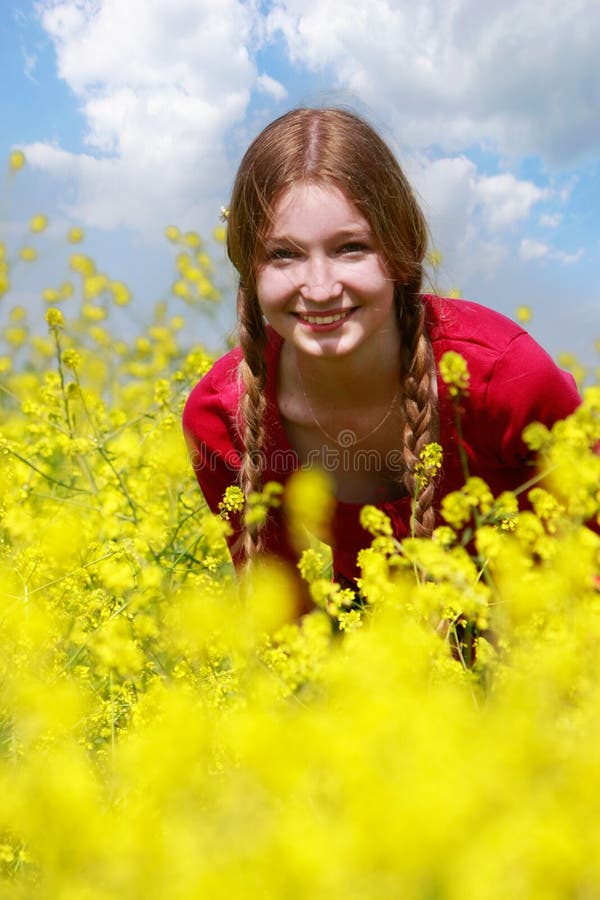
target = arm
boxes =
[182,368,246,567]
[483,331,581,464]
[183,363,312,610]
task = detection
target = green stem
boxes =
[52,328,74,438]
[7,446,91,494]
[452,396,471,485]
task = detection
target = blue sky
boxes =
[1,0,599,369]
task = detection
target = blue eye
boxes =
[340,242,367,254]
[268,247,296,261]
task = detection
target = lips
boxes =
[295,309,355,325]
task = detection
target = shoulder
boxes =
[182,326,283,442]
[424,294,580,460]
[182,344,243,439]
[424,293,576,393]
[424,294,528,356]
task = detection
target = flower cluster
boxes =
[0,159,599,898]
[414,440,443,490]
[439,349,470,396]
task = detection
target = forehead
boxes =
[267,181,370,237]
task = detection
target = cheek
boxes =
[347,265,394,297]
[256,270,295,310]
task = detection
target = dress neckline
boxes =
[262,306,446,513]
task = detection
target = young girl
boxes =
[183,107,580,611]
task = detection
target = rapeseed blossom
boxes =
[439,349,470,396]
[414,440,443,490]
[45,307,64,329]
[9,149,25,171]
[0,160,599,898]
[516,304,532,323]
[67,226,84,243]
[29,214,48,233]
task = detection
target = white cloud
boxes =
[22,0,591,320]
[29,0,263,232]
[256,73,288,101]
[402,154,550,283]
[266,0,600,166]
[520,238,549,261]
[539,212,562,228]
[22,47,38,81]
[553,247,584,265]
[475,174,548,229]
[519,238,583,265]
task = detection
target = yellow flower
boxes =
[62,349,81,371]
[9,149,25,171]
[218,485,245,518]
[19,246,37,262]
[165,225,180,242]
[45,308,65,329]
[135,337,152,356]
[439,350,470,397]
[84,274,109,300]
[516,305,532,324]
[70,253,96,276]
[522,421,552,452]
[82,304,107,321]
[172,280,192,300]
[360,504,393,537]
[213,225,227,243]
[10,306,26,322]
[30,214,48,233]
[285,469,334,546]
[298,547,328,583]
[557,351,586,388]
[440,490,473,530]
[111,280,131,306]
[154,378,171,406]
[68,226,85,243]
[183,231,202,249]
[427,248,443,268]
[492,491,519,528]
[42,288,60,304]
[432,526,456,548]
[463,477,494,515]
[414,441,443,490]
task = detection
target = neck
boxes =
[287,326,402,407]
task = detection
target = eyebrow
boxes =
[265,226,374,244]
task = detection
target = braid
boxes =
[237,287,268,559]
[223,108,438,550]
[397,289,439,537]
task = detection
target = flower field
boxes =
[1,155,600,899]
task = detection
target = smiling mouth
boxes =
[295,309,354,325]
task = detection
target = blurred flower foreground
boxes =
[1,157,600,899]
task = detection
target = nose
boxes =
[298,256,343,302]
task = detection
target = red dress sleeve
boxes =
[182,350,247,566]
[427,296,582,498]
[182,341,306,591]
[480,331,580,464]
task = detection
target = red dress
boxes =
[183,296,580,585]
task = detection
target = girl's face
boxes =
[255,181,398,362]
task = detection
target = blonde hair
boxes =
[226,108,438,557]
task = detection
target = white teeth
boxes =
[300,311,350,325]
